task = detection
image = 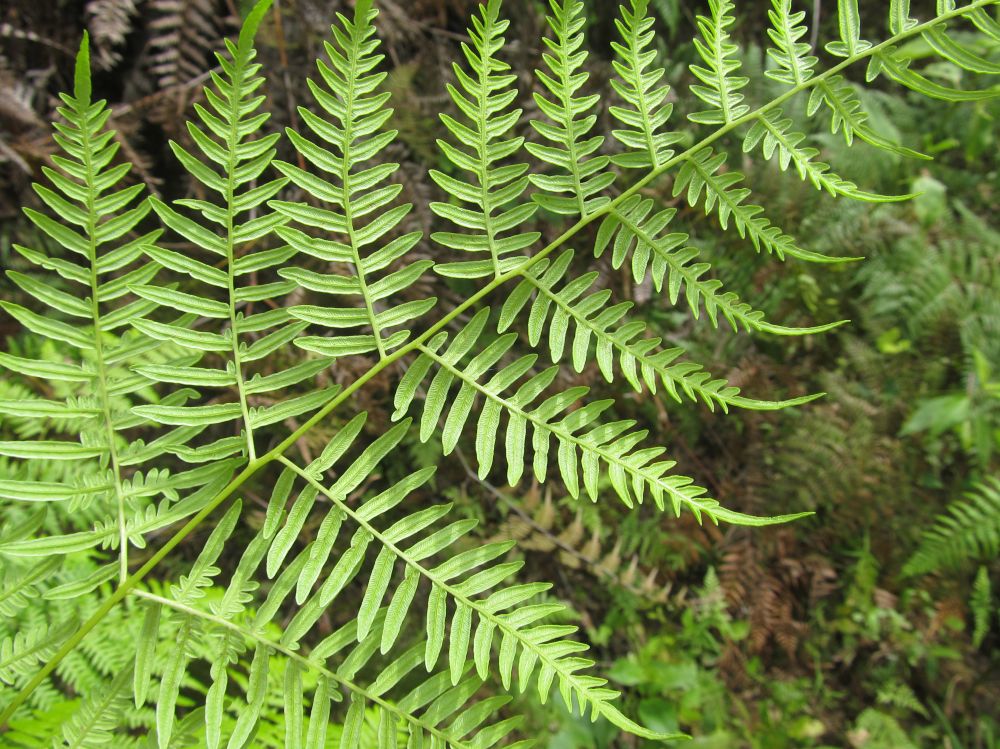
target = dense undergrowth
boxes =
[0,0,998,747]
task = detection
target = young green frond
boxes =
[610,0,682,169]
[430,0,540,279]
[270,0,435,360]
[527,0,613,216]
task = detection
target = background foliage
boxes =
[0,0,998,746]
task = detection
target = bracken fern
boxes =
[1,0,998,744]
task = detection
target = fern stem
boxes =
[3,0,992,724]
[130,588,473,746]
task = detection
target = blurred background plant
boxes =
[1,0,997,746]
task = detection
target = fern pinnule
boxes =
[270,0,435,360]
[430,0,539,280]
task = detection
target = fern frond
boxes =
[874,46,1000,101]
[923,24,1000,75]
[148,0,228,89]
[675,147,851,264]
[134,418,634,747]
[610,0,683,169]
[132,0,316,463]
[527,0,613,216]
[808,75,931,160]
[688,0,750,125]
[499,249,821,411]
[905,478,1000,576]
[0,463,236,559]
[0,557,62,618]
[1,619,78,688]
[5,0,999,740]
[430,0,539,279]
[270,0,435,360]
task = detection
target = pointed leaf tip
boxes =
[238,0,275,54]
[74,32,92,105]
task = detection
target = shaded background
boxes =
[1,0,998,746]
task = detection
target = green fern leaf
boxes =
[610,0,683,169]
[133,0,307,463]
[688,0,750,125]
[527,0,613,215]
[270,0,435,359]
[0,33,210,582]
[430,0,539,279]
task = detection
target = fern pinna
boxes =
[1,0,998,744]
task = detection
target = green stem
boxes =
[2,0,991,725]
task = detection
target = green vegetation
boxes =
[0,0,997,746]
